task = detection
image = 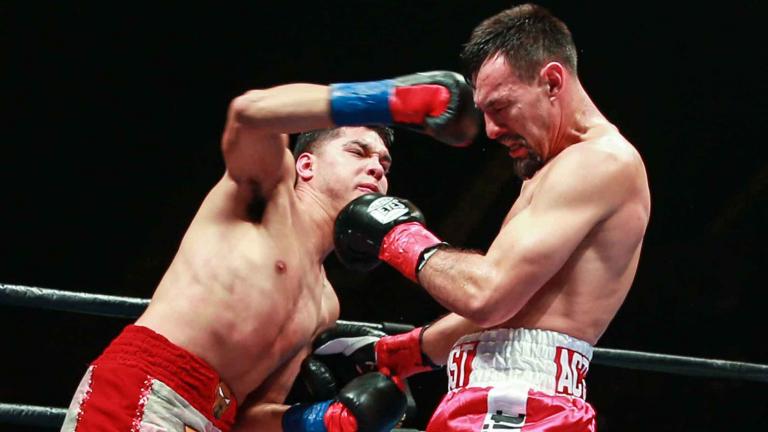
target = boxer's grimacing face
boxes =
[473,54,551,179]
[309,127,390,210]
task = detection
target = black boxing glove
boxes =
[330,71,480,146]
[282,372,406,432]
[314,322,441,380]
[312,323,387,381]
[297,355,339,401]
[334,193,446,282]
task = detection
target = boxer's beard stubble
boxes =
[514,151,544,180]
[499,134,544,180]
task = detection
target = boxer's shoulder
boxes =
[546,135,640,188]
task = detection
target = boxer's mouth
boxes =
[357,183,379,193]
[508,144,528,159]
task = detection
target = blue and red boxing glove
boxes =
[330,71,479,147]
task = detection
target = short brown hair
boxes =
[292,126,394,159]
[461,3,578,84]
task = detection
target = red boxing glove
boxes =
[323,402,358,432]
[376,327,440,379]
[390,85,451,124]
[378,222,444,283]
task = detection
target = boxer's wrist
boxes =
[330,80,395,126]
[375,326,440,378]
[282,400,358,432]
[282,400,333,432]
[417,324,441,369]
[416,243,447,276]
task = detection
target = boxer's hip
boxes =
[62,324,236,431]
[426,328,596,432]
[446,327,593,398]
[427,385,596,432]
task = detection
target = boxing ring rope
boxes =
[0,403,420,431]
[2,283,767,429]
[0,404,67,428]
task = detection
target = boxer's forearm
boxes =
[421,313,484,365]
[233,347,310,431]
[418,248,530,327]
[232,403,288,432]
[228,84,333,134]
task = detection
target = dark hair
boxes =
[461,3,577,84]
[292,126,395,159]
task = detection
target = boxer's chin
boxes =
[513,152,544,180]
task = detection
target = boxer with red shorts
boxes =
[326,3,651,430]
[62,325,237,432]
[60,62,479,430]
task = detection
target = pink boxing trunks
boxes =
[61,325,237,432]
[427,328,596,432]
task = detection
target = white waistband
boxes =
[446,328,593,399]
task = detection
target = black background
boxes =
[2,1,767,430]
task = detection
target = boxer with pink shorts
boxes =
[324,4,649,431]
[427,328,595,432]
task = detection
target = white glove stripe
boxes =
[314,336,379,356]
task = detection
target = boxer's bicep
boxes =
[490,194,599,288]
[485,153,626,307]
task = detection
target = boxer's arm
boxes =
[419,148,637,327]
[222,84,333,197]
[231,404,286,432]
[233,346,312,431]
[222,71,477,199]
[420,313,483,366]
[235,284,340,431]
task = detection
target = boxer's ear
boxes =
[296,153,315,181]
[540,62,564,99]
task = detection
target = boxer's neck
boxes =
[550,78,611,157]
[295,187,336,261]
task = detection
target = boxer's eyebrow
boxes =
[345,140,392,165]
[485,97,508,110]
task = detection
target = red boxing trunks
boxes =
[61,325,237,432]
[427,328,596,432]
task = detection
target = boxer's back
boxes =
[136,170,339,401]
[501,127,650,344]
